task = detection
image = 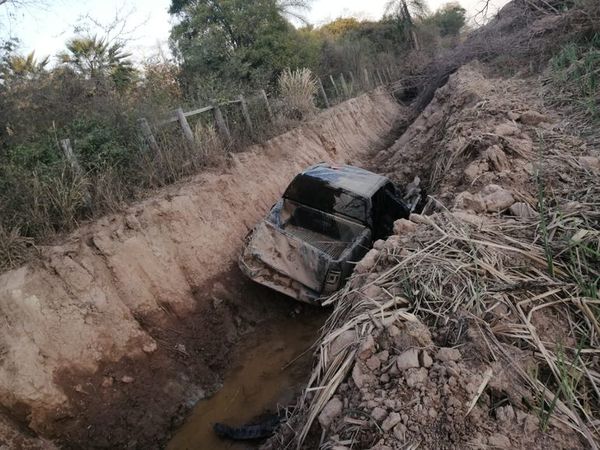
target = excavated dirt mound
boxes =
[266,63,599,449]
[0,89,405,448]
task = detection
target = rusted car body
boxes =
[239,164,411,303]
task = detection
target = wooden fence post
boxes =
[340,73,350,98]
[59,138,83,176]
[348,71,356,93]
[138,118,159,152]
[212,101,231,141]
[59,138,91,206]
[317,78,330,108]
[238,95,253,131]
[176,107,195,145]
[329,75,340,99]
[363,68,370,89]
[260,89,274,122]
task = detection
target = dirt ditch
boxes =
[0,89,406,449]
[266,63,600,449]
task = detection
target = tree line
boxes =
[0,0,466,268]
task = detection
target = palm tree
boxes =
[58,36,136,87]
[385,0,428,50]
[1,51,48,81]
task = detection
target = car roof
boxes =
[297,163,390,198]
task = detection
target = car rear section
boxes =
[239,199,372,304]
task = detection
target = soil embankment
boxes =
[268,63,600,449]
[0,89,404,448]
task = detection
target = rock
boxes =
[380,373,390,383]
[318,397,343,429]
[369,444,392,450]
[393,423,407,441]
[436,347,461,362]
[101,376,114,387]
[405,368,428,387]
[509,202,538,219]
[352,363,368,388]
[355,249,379,274]
[420,351,433,368]
[393,219,417,236]
[361,284,383,300]
[175,343,188,355]
[142,341,158,353]
[494,123,520,137]
[330,330,357,357]
[387,325,401,337]
[373,239,386,250]
[487,433,512,449]
[463,159,489,182]
[381,412,402,432]
[452,211,486,227]
[519,110,548,126]
[579,156,600,173]
[124,214,141,231]
[507,111,520,121]
[454,192,485,213]
[376,350,390,362]
[481,184,502,195]
[358,334,376,360]
[366,355,381,371]
[396,349,420,370]
[482,186,514,212]
[371,406,388,422]
[485,145,510,172]
[120,375,135,384]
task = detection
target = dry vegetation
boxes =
[264,1,600,448]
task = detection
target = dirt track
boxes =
[0,89,405,448]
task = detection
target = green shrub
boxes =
[550,33,600,119]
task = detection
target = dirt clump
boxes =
[309,321,572,449]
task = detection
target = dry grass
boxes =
[278,68,319,120]
[0,225,34,272]
[283,201,599,448]
[274,66,600,449]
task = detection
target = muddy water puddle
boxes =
[167,308,326,450]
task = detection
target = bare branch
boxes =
[72,2,150,46]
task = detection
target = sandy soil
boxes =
[0,89,404,448]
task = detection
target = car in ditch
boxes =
[239,163,418,304]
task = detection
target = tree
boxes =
[384,0,428,50]
[169,0,314,90]
[319,18,362,39]
[1,51,48,81]
[58,36,136,88]
[429,3,466,37]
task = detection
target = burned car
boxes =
[239,163,418,303]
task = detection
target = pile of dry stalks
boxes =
[272,197,598,448]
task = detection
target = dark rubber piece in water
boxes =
[213,415,281,441]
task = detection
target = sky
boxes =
[0,0,511,62]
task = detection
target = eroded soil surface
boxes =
[266,63,599,449]
[0,90,405,449]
